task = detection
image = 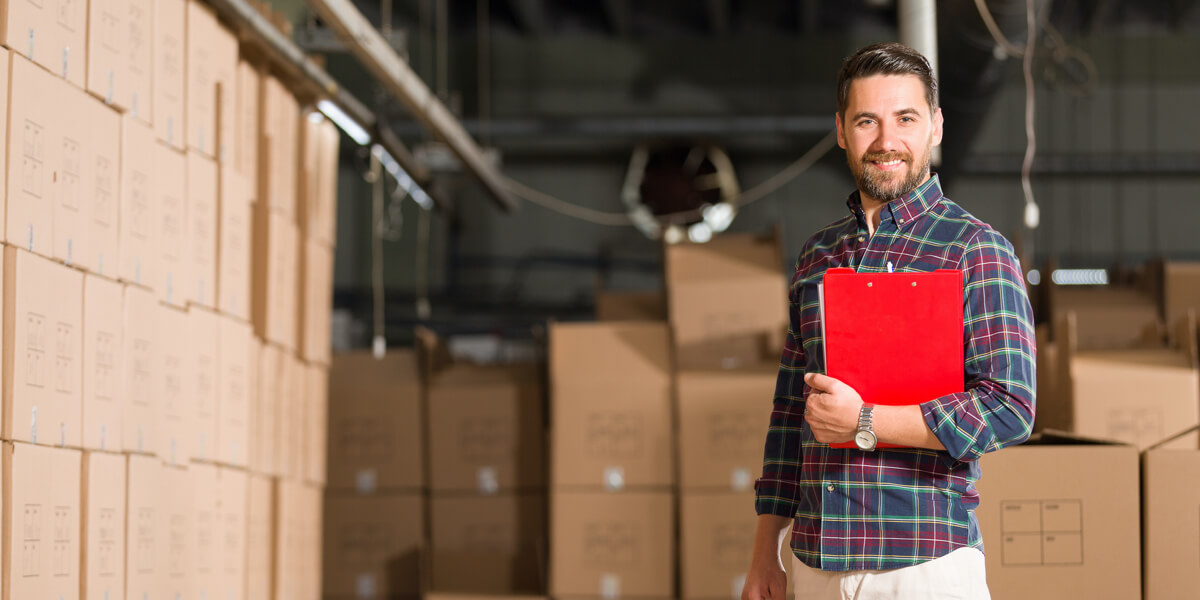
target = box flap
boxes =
[1024,429,1131,446]
[1145,424,1200,451]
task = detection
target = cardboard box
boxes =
[218,166,252,321]
[218,467,248,600]
[185,0,218,157]
[235,61,261,191]
[126,0,152,121]
[85,0,129,108]
[187,151,219,308]
[299,114,339,246]
[549,490,674,597]
[54,68,90,268]
[322,492,424,600]
[276,352,303,480]
[82,450,126,600]
[118,114,158,288]
[6,54,55,256]
[259,76,299,218]
[82,274,123,451]
[314,118,340,246]
[549,322,673,489]
[327,350,424,492]
[595,290,666,322]
[125,453,162,600]
[304,362,329,485]
[680,491,798,600]
[274,479,304,600]
[429,493,547,594]
[427,362,545,493]
[300,238,334,365]
[1142,426,1200,600]
[85,95,122,277]
[212,22,238,165]
[3,443,83,600]
[1163,262,1200,333]
[246,473,273,600]
[244,336,262,473]
[3,247,83,448]
[156,143,188,306]
[192,462,219,600]
[251,206,299,350]
[975,432,1140,600]
[190,306,220,461]
[665,231,788,350]
[1049,286,1162,351]
[1044,312,1200,449]
[159,302,192,465]
[218,315,253,467]
[162,463,195,600]
[0,0,86,87]
[678,367,775,492]
[255,343,282,477]
[121,284,158,454]
[3,246,52,444]
[153,0,185,146]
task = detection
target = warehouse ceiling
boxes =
[302,0,1200,195]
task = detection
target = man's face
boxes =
[836,74,943,205]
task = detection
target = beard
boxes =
[847,145,932,204]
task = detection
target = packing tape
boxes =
[356,469,377,494]
[731,468,752,492]
[731,573,747,600]
[31,405,38,443]
[62,47,69,78]
[356,573,376,598]
[477,466,499,495]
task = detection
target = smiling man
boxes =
[740,43,1036,600]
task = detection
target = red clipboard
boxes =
[819,268,964,449]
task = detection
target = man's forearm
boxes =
[752,513,794,564]
[873,404,945,450]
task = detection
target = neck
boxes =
[859,195,887,236]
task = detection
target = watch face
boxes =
[855,430,877,450]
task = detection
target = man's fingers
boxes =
[805,372,847,395]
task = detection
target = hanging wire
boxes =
[503,130,838,227]
[369,150,387,356]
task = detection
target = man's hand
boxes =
[803,373,864,444]
[741,514,792,600]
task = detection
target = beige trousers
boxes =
[791,547,991,600]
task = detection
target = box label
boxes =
[1000,499,1083,566]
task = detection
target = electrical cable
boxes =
[504,130,837,228]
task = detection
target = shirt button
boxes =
[898,218,905,224]
[826,484,835,492]
[857,236,865,242]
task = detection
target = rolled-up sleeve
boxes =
[921,228,1036,462]
[755,262,808,518]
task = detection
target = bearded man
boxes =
[741,42,1036,600]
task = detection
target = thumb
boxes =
[805,372,834,393]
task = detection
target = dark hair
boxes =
[836,42,937,116]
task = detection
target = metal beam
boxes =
[307,0,520,213]
[203,0,437,209]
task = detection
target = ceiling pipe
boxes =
[204,0,440,210]
[307,0,520,213]
[898,0,940,166]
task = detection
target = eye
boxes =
[856,119,875,127]
[899,116,916,123]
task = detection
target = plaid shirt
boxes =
[755,174,1036,571]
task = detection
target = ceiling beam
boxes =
[307,0,519,213]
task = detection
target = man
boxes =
[741,42,1036,600]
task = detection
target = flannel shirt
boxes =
[755,174,1036,571]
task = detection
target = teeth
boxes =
[875,159,902,166]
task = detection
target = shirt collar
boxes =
[845,173,944,230]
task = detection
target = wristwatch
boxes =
[854,404,877,451]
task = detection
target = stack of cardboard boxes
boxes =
[663,232,795,600]
[324,350,427,599]
[0,0,339,598]
[548,321,676,600]
[978,263,1200,599]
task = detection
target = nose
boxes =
[870,120,901,153]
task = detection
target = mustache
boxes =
[861,152,911,163]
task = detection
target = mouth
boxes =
[866,157,906,172]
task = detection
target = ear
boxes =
[931,107,944,147]
[835,112,847,149]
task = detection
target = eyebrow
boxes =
[852,108,922,121]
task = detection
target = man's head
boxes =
[835,42,943,205]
